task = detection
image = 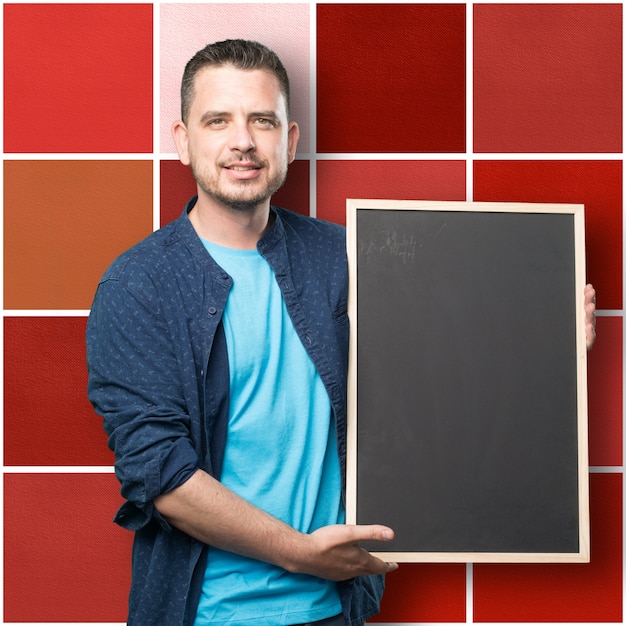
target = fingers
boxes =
[303,524,399,580]
[360,526,399,574]
[584,283,597,350]
[586,321,597,350]
[366,524,395,542]
[343,524,395,543]
[349,525,399,574]
[376,554,399,574]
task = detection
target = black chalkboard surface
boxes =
[346,200,589,562]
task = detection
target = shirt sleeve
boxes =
[86,277,200,531]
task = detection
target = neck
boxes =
[189,195,273,250]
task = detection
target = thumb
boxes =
[350,524,395,543]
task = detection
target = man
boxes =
[87,39,597,626]
[87,39,396,626]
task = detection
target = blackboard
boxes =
[346,200,589,562]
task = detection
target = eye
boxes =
[206,118,226,128]
[255,117,278,128]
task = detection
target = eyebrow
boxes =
[251,110,280,119]
[198,110,282,124]
[198,111,229,124]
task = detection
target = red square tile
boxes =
[272,160,310,217]
[317,4,465,153]
[4,473,132,622]
[369,563,466,623]
[4,4,153,153]
[473,473,622,623]
[587,316,622,467]
[161,160,310,227]
[4,317,114,466]
[316,160,466,225]
[474,4,622,153]
[473,160,622,310]
[160,160,198,226]
[4,160,153,310]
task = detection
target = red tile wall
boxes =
[3,2,623,624]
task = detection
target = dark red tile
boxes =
[474,160,622,310]
[370,563,466,623]
[160,159,310,227]
[587,316,622,467]
[317,4,465,153]
[4,317,114,466]
[473,473,622,622]
[4,473,132,622]
[160,160,198,226]
[316,160,466,225]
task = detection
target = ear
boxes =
[172,120,191,166]
[287,121,300,164]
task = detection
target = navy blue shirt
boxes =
[86,198,384,626]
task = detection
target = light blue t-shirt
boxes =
[195,240,343,626]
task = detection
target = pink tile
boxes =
[160,4,310,153]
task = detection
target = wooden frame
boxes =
[346,199,589,563]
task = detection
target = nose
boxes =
[229,121,255,154]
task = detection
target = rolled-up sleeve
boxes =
[86,276,200,530]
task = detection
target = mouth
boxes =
[228,165,259,170]
[223,161,263,180]
[224,160,262,170]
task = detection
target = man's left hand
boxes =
[584,283,596,350]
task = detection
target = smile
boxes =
[224,161,261,170]
[223,162,263,180]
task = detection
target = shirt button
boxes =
[208,306,217,315]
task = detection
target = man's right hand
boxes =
[155,470,398,580]
[286,523,399,581]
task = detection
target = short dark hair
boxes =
[180,39,291,124]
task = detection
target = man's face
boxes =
[173,65,299,212]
